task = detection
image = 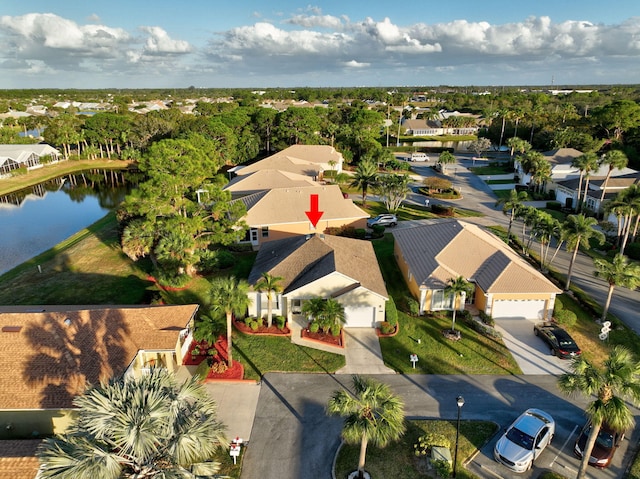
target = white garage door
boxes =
[344,306,376,328]
[491,300,546,320]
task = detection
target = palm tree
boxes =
[37,369,228,479]
[254,272,283,328]
[599,150,628,203]
[209,276,251,366]
[611,184,640,254]
[438,150,456,173]
[571,152,600,213]
[301,297,326,324]
[318,298,346,336]
[350,160,378,208]
[495,189,529,244]
[558,347,640,479]
[444,276,473,333]
[327,375,406,479]
[562,214,605,290]
[594,254,640,322]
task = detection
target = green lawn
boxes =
[372,235,522,375]
[335,419,497,479]
[358,200,484,222]
[469,165,513,175]
[485,179,515,185]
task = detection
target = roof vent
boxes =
[2,326,22,333]
[63,318,72,326]
[305,235,311,240]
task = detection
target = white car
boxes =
[494,408,555,473]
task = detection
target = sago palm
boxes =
[559,347,640,479]
[327,375,405,479]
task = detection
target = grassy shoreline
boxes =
[0,158,131,196]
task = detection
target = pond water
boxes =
[0,170,132,275]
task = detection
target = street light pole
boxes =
[453,395,465,478]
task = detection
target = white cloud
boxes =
[343,60,369,68]
[140,26,192,54]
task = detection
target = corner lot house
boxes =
[247,234,388,328]
[392,221,561,320]
[234,184,368,249]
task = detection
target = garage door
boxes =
[343,306,376,328]
[491,300,546,320]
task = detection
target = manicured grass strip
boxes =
[233,332,345,380]
[335,420,497,479]
[469,165,513,175]
[486,179,515,184]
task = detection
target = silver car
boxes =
[366,214,398,228]
[494,408,555,473]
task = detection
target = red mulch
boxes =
[233,318,291,336]
[182,337,244,380]
[301,328,344,347]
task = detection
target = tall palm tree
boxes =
[558,347,640,479]
[444,276,474,332]
[37,369,228,479]
[613,184,640,254]
[572,152,600,213]
[599,150,628,203]
[594,254,640,322]
[209,276,251,366]
[533,214,561,272]
[530,157,552,194]
[350,160,378,208]
[254,272,283,328]
[495,189,529,244]
[327,375,406,479]
[562,214,605,290]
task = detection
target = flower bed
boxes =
[233,318,291,336]
[301,328,344,348]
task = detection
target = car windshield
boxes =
[506,427,535,450]
[596,432,615,449]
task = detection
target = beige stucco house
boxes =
[0,305,198,440]
[233,184,368,249]
[392,220,561,320]
[247,234,388,328]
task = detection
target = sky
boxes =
[1,0,640,89]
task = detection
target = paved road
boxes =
[241,373,640,479]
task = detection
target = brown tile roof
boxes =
[542,148,584,165]
[393,220,560,294]
[0,305,198,410]
[249,234,388,299]
[235,145,343,177]
[238,185,368,226]
[0,440,41,479]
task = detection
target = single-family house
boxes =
[232,144,344,180]
[247,234,388,328]
[556,173,640,214]
[402,119,444,136]
[223,169,319,199]
[0,305,198,440]
[233,184,369,249]
[392,220,561,320]
[0,144,62,177]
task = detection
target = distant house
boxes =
[392,220,560,320]
[233,144,345,180]
[248,234,388,328]
[233,184,368,249]
[402,119,443,136]
[223,169,319,199]
[0,305,198,439]
[0,144,62,177]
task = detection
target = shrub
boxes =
[414,433,451,456]
[431,204,454,216]
[330,324,342,337]
[215,250,236,269]
[433,459,452,479]
[479,310,495,326]
[250,320,260,331]
[10,166,28,176]
[154,270,190,288]
[355,228,367,239]
[325,225,358,238]
[308,321,320,333]
[553,298,564,312]
[210,361,228,374]
[407,297,420,316]
[379,321,395,334]
[554,309,577,327]
[371,224,385,237]
[274,315,286,329]
[626,242,640,261]
[423,176,452,192]
[546,201,562,210]
[385,298,398,326]
[463,314,502,339]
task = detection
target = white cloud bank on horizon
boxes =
[1,11,640,88]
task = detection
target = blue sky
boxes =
[1,0,640,89]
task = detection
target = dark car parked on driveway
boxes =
[574,421,625,468]
[533,322,581,359]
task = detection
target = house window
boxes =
[291,299,302,314]
[261,226,269,238]
[250,228,258,242]
[431,289,455,310]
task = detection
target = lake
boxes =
[0,170,131,275]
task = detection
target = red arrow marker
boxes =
[305,194,324,227]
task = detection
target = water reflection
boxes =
[0,169,134,276]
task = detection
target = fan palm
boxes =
[593,254,640,322]
[37,369,228,479]
[254,272,283,328]
[444,276,474,332]
[562,214,605,290]
[495,189,529,244]
[350,160,378,208]
[209,276,251,365]
[559,347,640,479]
[327,375,405,479]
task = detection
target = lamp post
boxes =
[453,395,465,478]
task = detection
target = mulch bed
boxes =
[301,328,344,347]
[184,337,245,380]
[233,318,291,336]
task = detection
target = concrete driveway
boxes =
[494,318,573,375]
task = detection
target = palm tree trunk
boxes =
[226,312,233,365]
[506,212,514,244]
[451,296,458,332]
[267,295,273,328]
[576,172,584,212]
[602,285,615,321]
[577,419,603,479]
[600,170,612,203]
[565,243,580,290]
[358,435,368,478]
[621,215,632,255]
[581,178,591,212]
